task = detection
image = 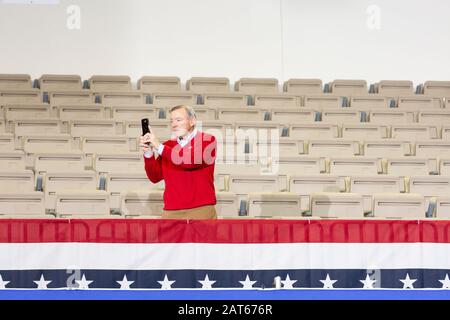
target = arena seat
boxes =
[372,193,425,219]
[375,80,414,96]
[38,74,83,91]
[310,192,364,218]
[247,192,302,217]
[283,79,323,95]
[88,75,132,91]
[137,76,181,93]
[234,78,279,94]
[186,77,230,93]
[0,74,32,90]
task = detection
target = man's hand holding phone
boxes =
[140,118,161,158]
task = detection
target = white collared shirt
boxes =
[144,128,198,158]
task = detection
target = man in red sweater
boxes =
[139,105,217,219]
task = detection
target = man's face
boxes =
[170,108,195,138]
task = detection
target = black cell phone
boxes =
[141,118,151,145]
[141,118,151,135]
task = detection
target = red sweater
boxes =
[144,131,216,210]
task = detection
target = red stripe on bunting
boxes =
[0,219,449,244]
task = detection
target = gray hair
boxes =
[169,105,197,119]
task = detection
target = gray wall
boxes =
[0,0,449,86]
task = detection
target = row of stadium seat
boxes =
[1,188,449,219]
[2,74,450,96]
[3,104,450,124]
[1,90,450,109]
[2,151,450,176]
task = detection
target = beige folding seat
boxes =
[418,110,450,125]
[67,119,120,137]
[254,94,300,108]
[33,152,86,175]
[0,151,26,171]
[363,140,411,157]
[330,80,368,96]
[375,80,414,96]
[342,123,389,140]
[386,157,437,176]
[0,90,42,104]
[99,92,146,105]
[22,134,74,154]
[350,95,391,108]
[152,92,197,107]
[423,81,450,97]
[0,133,15,151]
[124,119,171,140]
[398,96,441,109]
[48,91,94,104]
[443,126,450,140]
[235,121,283,139]
[215,159,265,176]
[105,172,157,210]
[289,123,339,140]
[189,106,216,120]
[203,93,248,108]
[0,170,35,192]
[81,136,138,154]
[55,104,107,121]
[248,192,302,217]
[409,176,450,198]
[415,141,450,158]
[329,157,383,176]
[283,79,323,95]
[304,95,344,108]
[235,78,279,94]
[121,190,164,217]
[350,176,405,212]
[310,192,364,218]
[391,124,438,140]
[38,74,82,91]
[249,138,305,158]
[289,175,346,194]
[308,140,360,157]
[372,193,425,219]
[216,192,240,217]
[368,110,415,124]
[270,108,317,123]
[0,192,45,216]
[436,196,450,218]
[44,171,98,210]
[270,156,326,175]
[186,77,230,93]
[197,120,233,139]
[217,108,265,122]
[55,190,110,217]
[214,174,228,192]
[4,104,51,120]
[88,75,131,92]
[0,74,32,90]
[215,138,247,163]
[229,174,287,195]
[439,158,450,176]
[94,152,143,174]
[138,76,181,93]
[12,119,61,136]
[111,105,158,121]
[321,109,362,123]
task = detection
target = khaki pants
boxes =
[162,205,217,219]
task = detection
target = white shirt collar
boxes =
[177,128,198,147]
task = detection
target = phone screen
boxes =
[141,118,151,136]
